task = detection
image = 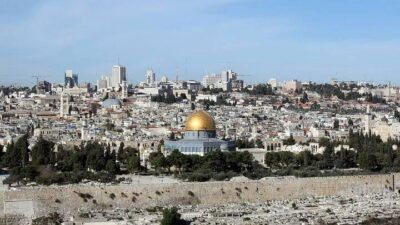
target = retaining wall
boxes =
[2,173,398,218]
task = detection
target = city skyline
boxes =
[3,1,400,224]
[1,0,400,85]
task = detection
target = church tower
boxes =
[60,92,70,117]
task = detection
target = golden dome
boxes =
[185,110,216,131]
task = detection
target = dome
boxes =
[185,110,216,131]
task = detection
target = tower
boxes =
[81,119,90,140]
[112,65,127,89]
[60,93,70,117]
[365,105,371,134]
[121,81,128,98]
[146,69,156,85]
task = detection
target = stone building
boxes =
[165,110,235,156]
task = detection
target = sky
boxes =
[1,0,400,85]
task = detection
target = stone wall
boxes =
[2,173,398,218]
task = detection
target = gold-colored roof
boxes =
[185,110,216,131]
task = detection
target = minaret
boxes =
[60,93,63,117]
[81,119,88,140]
[121,81,128,98]
[365,105,371,134]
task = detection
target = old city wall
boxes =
[2,173,399,218]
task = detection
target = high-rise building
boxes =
[223,69,237,81]
[268,78,278,88]
[64,70,78,88]
[146,69,156,85]
[202,69,239,91]
[111,65,127,89]
[283,80,302,92]
[97,75,109,91]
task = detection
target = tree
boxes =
[31,137,55,166]
[300,92,309,104]
[3,134,30,168]
[319,144,335,169]
[55,146,74,172]
[149,151,168,172]
[333,119,340,130]
[160,207,186,225]
[85,142,106,171]
[105,159,119,174]
[102,92,109,101]
[236,139,255,148]
[127,155,141,173]
[348,118,354,126]
[245,84,274,95]
[395,110,400,122]
[283,135,296,146]
[168,132,175,140]
[32,212,63,225]
[3,142,16,168]
[226,151,253,173]
[307,83,345,99]
[71,146,87,172]
[167,150,186,173]
[296,151,315,167]
[358,153,379,171]
[203,150,226,172]
[90,103,100,115]
[16,134,30,167]
[117,142,125,161]
[255,139,264,148]
[158,140,164,151]
[334,149,356,168]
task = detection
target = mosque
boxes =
[164,110,236,156]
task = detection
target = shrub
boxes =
[109,193,116,200]
[32,212,63,225]
[161,207,187,225]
